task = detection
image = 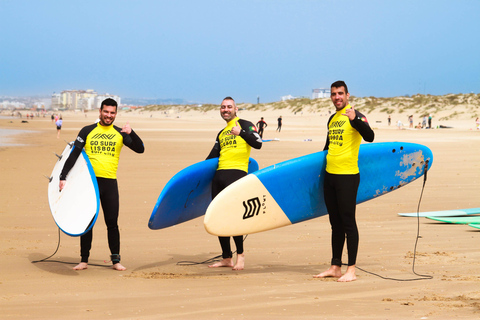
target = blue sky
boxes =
[1,0,479,104]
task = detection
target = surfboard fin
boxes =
[54,152,62,160]
[44,175,53,183]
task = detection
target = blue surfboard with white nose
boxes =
[204,142,433,236]
[148,157,259,230]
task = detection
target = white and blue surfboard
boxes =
[204,142,433,236]
[398,207,480,217]
[48,143,100,237]
[148,157,259,230]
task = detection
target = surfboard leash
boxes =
[355,159,433,281]
[176,235,248,266]
[31,228,112,268]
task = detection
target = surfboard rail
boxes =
[47,143,100,237]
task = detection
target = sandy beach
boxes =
[1,107,479,319]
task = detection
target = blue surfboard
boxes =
[148,158,259,230]
[204,142,433,236]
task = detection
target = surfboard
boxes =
[47,143,100,236]
[468,224,480,230]
[148,158,259,230]
[426,216,480,224]
[398,207,480,217]
[204,142,433,236]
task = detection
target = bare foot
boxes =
[208,258,233,268]
[113,263,126,271]
[232,253,245,271]
[338,266,356,282]
[73,262,88,270]
[313,265,342,278]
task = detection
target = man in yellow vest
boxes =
[59,98,144,271]
[206,96,262,270]
[314,81,374,282]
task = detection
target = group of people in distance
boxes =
[255,115,282,139]
[59,80,374,282]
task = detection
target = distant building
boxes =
[51,89,120,110]
[312,88,330,99]
[94,93,121,109]
[281,95,295,101]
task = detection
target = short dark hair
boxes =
[331,81,348,94]
[101,98,118,111]
[221,96,236,107]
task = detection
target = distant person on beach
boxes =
[55,116,63,139]
[422,115,427,129]
[397,120,403,129]
[476,118,480,130]
[206,96,262,270]
[256,117,268,138]
[314,81,374,282]
[58,98,145,271]
[388,115,391,126]
[408,115,413,128]
[277,116,283,132]
[428,114,433,129]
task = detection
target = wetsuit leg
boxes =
[98,178,120,262]
[324,172,360,266]
[80,230,93,263]
[212,169,247,258]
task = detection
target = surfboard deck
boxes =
[148,158,259,230]
[398,207,480,217]
[426,216,480,224]
[204,142,433,236]
[48,143,100,236]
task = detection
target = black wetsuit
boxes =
[323,106,374,267]
[60,123,144,264]
[256,120,267,138]
[206,117,262,259]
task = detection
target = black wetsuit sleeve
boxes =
[323,114,335,151]
[59,125,92,180]
[206,131,221,160]
[350,110,375,142]
[238,119,262,149]
[119,128,145,153]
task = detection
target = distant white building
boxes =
[0,101,25,109]
[95,94,121,109]
[312,88,330,99]
[52,89,121,110]
[281,95,295,101]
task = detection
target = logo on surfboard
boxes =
[242,197,260,219]
[242,195,266,219]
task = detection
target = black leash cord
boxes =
[176,235,248,266]
[31,228,111,268]
[355,159,433,281]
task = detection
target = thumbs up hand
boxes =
[121,121,132,134]
[229,120,241,136]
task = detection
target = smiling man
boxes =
[59,98,144,271]
[315,81,374,282]
[206,96,262,270]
